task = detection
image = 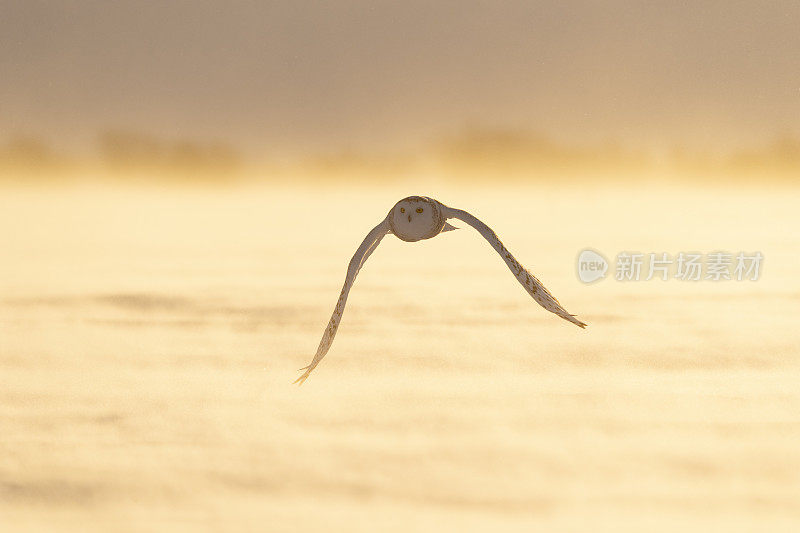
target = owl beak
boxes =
[407,215,412,222]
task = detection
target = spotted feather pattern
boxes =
[444,206,587,328]
[294,220,390,385]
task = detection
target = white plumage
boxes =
[295,195,586,384]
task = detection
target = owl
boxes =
[295,195,586,384]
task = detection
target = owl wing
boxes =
[444,206,587,328]
[295,218,391,385]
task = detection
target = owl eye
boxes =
[400,208,405,213]
[416,208,423,213]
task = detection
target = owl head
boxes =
[388,196,446,242]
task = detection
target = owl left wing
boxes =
[295,218,391,385]
[444,206,587,328]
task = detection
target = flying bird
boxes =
[295,195,586,384]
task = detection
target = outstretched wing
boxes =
[444,206,586,328]
[295,218,391,385]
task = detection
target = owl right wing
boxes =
[444,206,587,328]
[294,218,391,385]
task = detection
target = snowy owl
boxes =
[295,195,586,384]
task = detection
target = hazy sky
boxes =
[2,1,799,156]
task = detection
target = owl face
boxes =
[388,196,445,242]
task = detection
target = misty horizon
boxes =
[2,125,799,181]
[3,1,799,157]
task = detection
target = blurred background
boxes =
[1,2,799,532]
[2,0,799,182]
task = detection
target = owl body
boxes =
[295,194,587,385]
[388,196,446,242]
